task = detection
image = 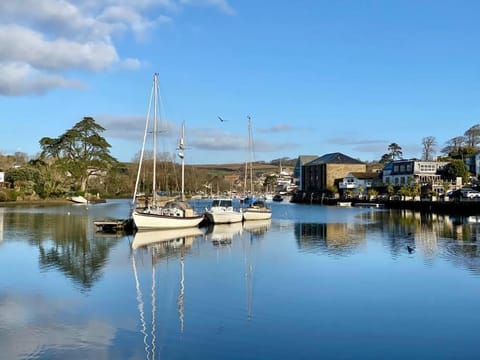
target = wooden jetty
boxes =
[94,218,133,233]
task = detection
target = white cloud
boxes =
[0,25,119,71]
[0,0,235,96]
[0,62,85,96]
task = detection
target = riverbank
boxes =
[0,198,73,207]
[291,192,480,215]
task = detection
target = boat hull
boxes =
[205,210,243,224]
[243,208,272,221]
[132,211,204,230]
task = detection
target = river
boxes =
[1,199,480,359]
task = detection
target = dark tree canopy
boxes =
[441,159,470,182]
[39,117,118,192]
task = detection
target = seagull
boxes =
[218,116,228,122]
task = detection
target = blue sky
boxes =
[1,0,480,165]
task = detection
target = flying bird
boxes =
[218,116,228,122]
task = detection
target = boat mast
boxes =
[132,74,155,209]
[247,115,253,194]
[178,121,185,201]
[152,73,159,208]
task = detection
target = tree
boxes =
[379,153,393,164]
[39,117,118,192]
[441,135,476,160]
[464,124,480,147]
[421,136,437,161]
[441,159,469,183]
[387,143,403,160]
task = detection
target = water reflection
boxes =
[294,222,367,256]
[243,219,271,240]
[0,292,116,359]
[131,229,205,359]
[0,207,3,242]
[371,209,480,274]
[206,222,244,246]
[1,204,120,291]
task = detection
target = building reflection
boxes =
[371,209,480,274]
[294,222,366,256]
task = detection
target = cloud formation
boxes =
[0,0,234,96]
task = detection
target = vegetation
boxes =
[3,119,480,202]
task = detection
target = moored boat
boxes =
[131,74,204,230]
[243,198,272,221]
[205,198,243,224]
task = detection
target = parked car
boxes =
[461,189,480,199]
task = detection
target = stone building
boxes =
[302,152,366,192]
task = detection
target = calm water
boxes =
[2,200,480,359]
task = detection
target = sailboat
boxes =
[131,73,205,230]
[243,115,272,221]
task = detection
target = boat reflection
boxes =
[243,219,271,237]
[131,227,206,358]
[131,227,206,251]
[206,222,243,246]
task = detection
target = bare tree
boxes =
[441,136,466,158]
[421,136,437,160]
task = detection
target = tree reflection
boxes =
[3,208,118,291]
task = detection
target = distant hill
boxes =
[193,162,281,174]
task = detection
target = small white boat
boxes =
[205,198,243,224]
[70,195,88,204]
[243,199,272,221]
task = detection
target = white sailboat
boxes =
[131,73,204,230]
[243,115,272,221]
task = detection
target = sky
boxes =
[1,0,480,165]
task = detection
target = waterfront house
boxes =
[338,171,381,197]
[381,159,450,193]
[302,152,366,193]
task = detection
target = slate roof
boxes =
[305,152,364,166]
[297,155,318,165]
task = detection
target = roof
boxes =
[306,152,365,166]
[296,155,318,165]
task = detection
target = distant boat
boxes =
[131,73,204,230]
[70,195,106,204]
[70,195,88,204]
[272,194,283,202]
[205,198,243,224]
